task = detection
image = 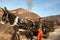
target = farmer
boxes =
[37,18,43,40]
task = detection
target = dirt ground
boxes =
[0,23,60,40]
[42,28,60,40]
[19,27,60,40]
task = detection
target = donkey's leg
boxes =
[17,31,20,40]
[11,30,18,40]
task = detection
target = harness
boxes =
[17,22,20,25]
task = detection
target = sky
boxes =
[0,0,60,17]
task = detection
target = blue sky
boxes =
[0,0,60,17]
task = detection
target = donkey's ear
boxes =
[4,7,7,10]
[4,7,8,12]
[2,8,5,13]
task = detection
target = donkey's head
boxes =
[0,7,9,24]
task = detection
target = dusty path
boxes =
[20,28,60,40]
[42,28,60,40]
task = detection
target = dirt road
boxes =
[0,26,60,40]
[42,28,60,40]
[20,28,60,40]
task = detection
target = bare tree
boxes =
[27,0,33,12]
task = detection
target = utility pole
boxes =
[27,0,33,12]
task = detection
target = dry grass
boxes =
[0,31,12,40]
[0,23,14,40]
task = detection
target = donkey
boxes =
[0,7,22,40]
[0,7,34,40]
